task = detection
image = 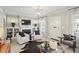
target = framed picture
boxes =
[21,19,31,25]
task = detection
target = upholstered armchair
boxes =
[61,34,76,52]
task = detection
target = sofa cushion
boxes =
[63,34,73,41]
[62,40,73,47]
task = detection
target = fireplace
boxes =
[22,29,31,34]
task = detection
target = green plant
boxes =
[44,41,49,49]
[11,22,16,27]
[34,24,37,27]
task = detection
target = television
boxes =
[21,19,31,25]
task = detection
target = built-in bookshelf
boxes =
[6,27,19,39]
[6,15,19,39]
[6,15,46,40]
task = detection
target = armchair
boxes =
[61,34,76,52]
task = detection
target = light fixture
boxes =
[34,6,44,17]
[37,12,41,15]
[34,6,44,10]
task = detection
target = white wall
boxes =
[45,16,61,40]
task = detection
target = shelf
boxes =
[6,27,19,29]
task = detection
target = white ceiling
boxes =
[0,6,76,18]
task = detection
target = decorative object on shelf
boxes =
[11,22,16,27]
[53,26,57,28]
[34,24,37,27]
[33,23,40,35]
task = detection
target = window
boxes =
[39,17,46,34]
[72,15,79,37]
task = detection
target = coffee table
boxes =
[38,40,65,53]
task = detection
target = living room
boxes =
[0,6,79,53]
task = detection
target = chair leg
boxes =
[73,44,75,53]
[73,47,75,53]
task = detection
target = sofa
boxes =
[16,32,30,44]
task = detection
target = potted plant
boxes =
[44,41,50,52]
[34,24,37,27]
[11,22,16,27]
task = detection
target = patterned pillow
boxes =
[63,34,73,40]
[19,32,25,37]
